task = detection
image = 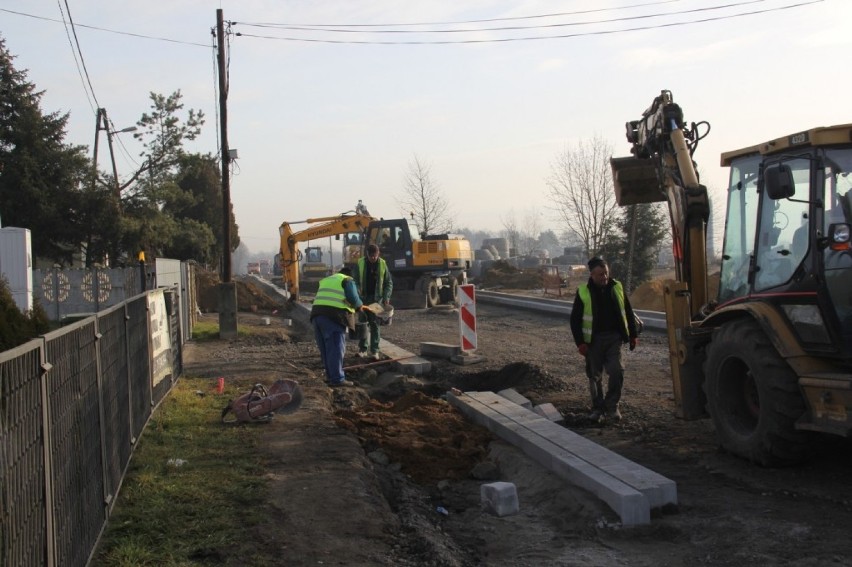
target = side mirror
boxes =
[827,223,851,251]
[764,163,796,200]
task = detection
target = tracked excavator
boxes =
[278,203,472,307]
[611,90,852,465]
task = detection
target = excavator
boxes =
[278,202,473,307]
[611,90,852,465]
[278,209,374,300]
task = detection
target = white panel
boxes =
[0,227,33,312]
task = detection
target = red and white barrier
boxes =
[458,284,477,352]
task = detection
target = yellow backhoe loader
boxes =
[611,90,852,465]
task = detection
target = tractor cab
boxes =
[719,127,852,358]
[366,219,417,270]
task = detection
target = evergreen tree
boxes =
[0,36,90,264]
[599,203,668,292]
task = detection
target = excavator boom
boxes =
[611,89,711,317]
[278,208,375,300]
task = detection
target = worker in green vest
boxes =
[353,243,393,360]
[311,266,370,387]
[570,257,639,423]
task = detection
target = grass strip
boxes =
[92,376,275,566]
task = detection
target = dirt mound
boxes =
[335,390,493,484]
[196,271,284,313]
[479,260,543,289]
[448,362,565,395]
[630,271,721,311]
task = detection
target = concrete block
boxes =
[450,352,486,365]
[481,481,519,517]
[420,342,461,358]
[533,403,563,422]
[497,388,532,409]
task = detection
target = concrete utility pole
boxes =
[216,8,238,338]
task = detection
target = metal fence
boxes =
[1,287,186,567]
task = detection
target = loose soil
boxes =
[180,275,852,566]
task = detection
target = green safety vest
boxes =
[577,281,628,343]
[313,273,355,312]
[356,257,388,299]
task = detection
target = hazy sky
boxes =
[1,0,846,256]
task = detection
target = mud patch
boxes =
[335,391,493,484]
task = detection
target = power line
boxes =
[0,7,210,48]
[55,0,97,115]
[239,0,684,28]
[237,0,766,34]
[60,0,101,111]
[233,1,822,45]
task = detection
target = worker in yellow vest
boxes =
[353,243,393,360]
[570,257,639,423]
[311,266,370,387]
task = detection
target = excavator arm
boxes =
[610,90,712,418]
[278,209,375,300]
[611,89,711,315]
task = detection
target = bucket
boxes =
[355,322,368,340]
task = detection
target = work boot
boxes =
[356,350,370,358]
[608,407,622,421]
[371,351,381,361]
[588,409,603,423]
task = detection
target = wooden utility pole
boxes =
[216,9,238,338]
[217,8,232,283]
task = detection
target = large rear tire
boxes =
[703,319,813,466]
[418,277,439,308]
[439,278,459,305]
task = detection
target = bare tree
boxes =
[546,135,620,258]
[499,209,520,255]
[398,155,454,237]
[520,208,544,256]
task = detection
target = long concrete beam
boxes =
[447,390,677,526]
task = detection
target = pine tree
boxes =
[0,36,90,264]
[599,203,668,292]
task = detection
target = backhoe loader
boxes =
[611,90,852,465]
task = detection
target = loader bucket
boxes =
[610,156,665,206]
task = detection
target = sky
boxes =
[1,0,848,257]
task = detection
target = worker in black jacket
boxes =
[570,257,639,423]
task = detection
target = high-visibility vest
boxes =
[577,281,628,343]
[313,273,355,312]
[356,257,388,298]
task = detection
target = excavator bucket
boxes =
[610,156,665,206]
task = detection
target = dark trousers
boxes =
[358,297,381,353]
[585,332,625,412]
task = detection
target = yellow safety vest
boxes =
[313,273,355,312]
[356,257,388,298]
[577,281,628,343]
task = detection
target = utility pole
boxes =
[216,9,238,338]
[217,9,232,283]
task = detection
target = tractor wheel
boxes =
[702,319,813,466]
[418,277,440,308]
[426,280,439,307]
[439,278,459,304]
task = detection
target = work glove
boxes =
[577,343,588,357]
[629,338,638,351]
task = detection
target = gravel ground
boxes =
[180,284,852,566]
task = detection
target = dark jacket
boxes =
[570,278,637,345]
